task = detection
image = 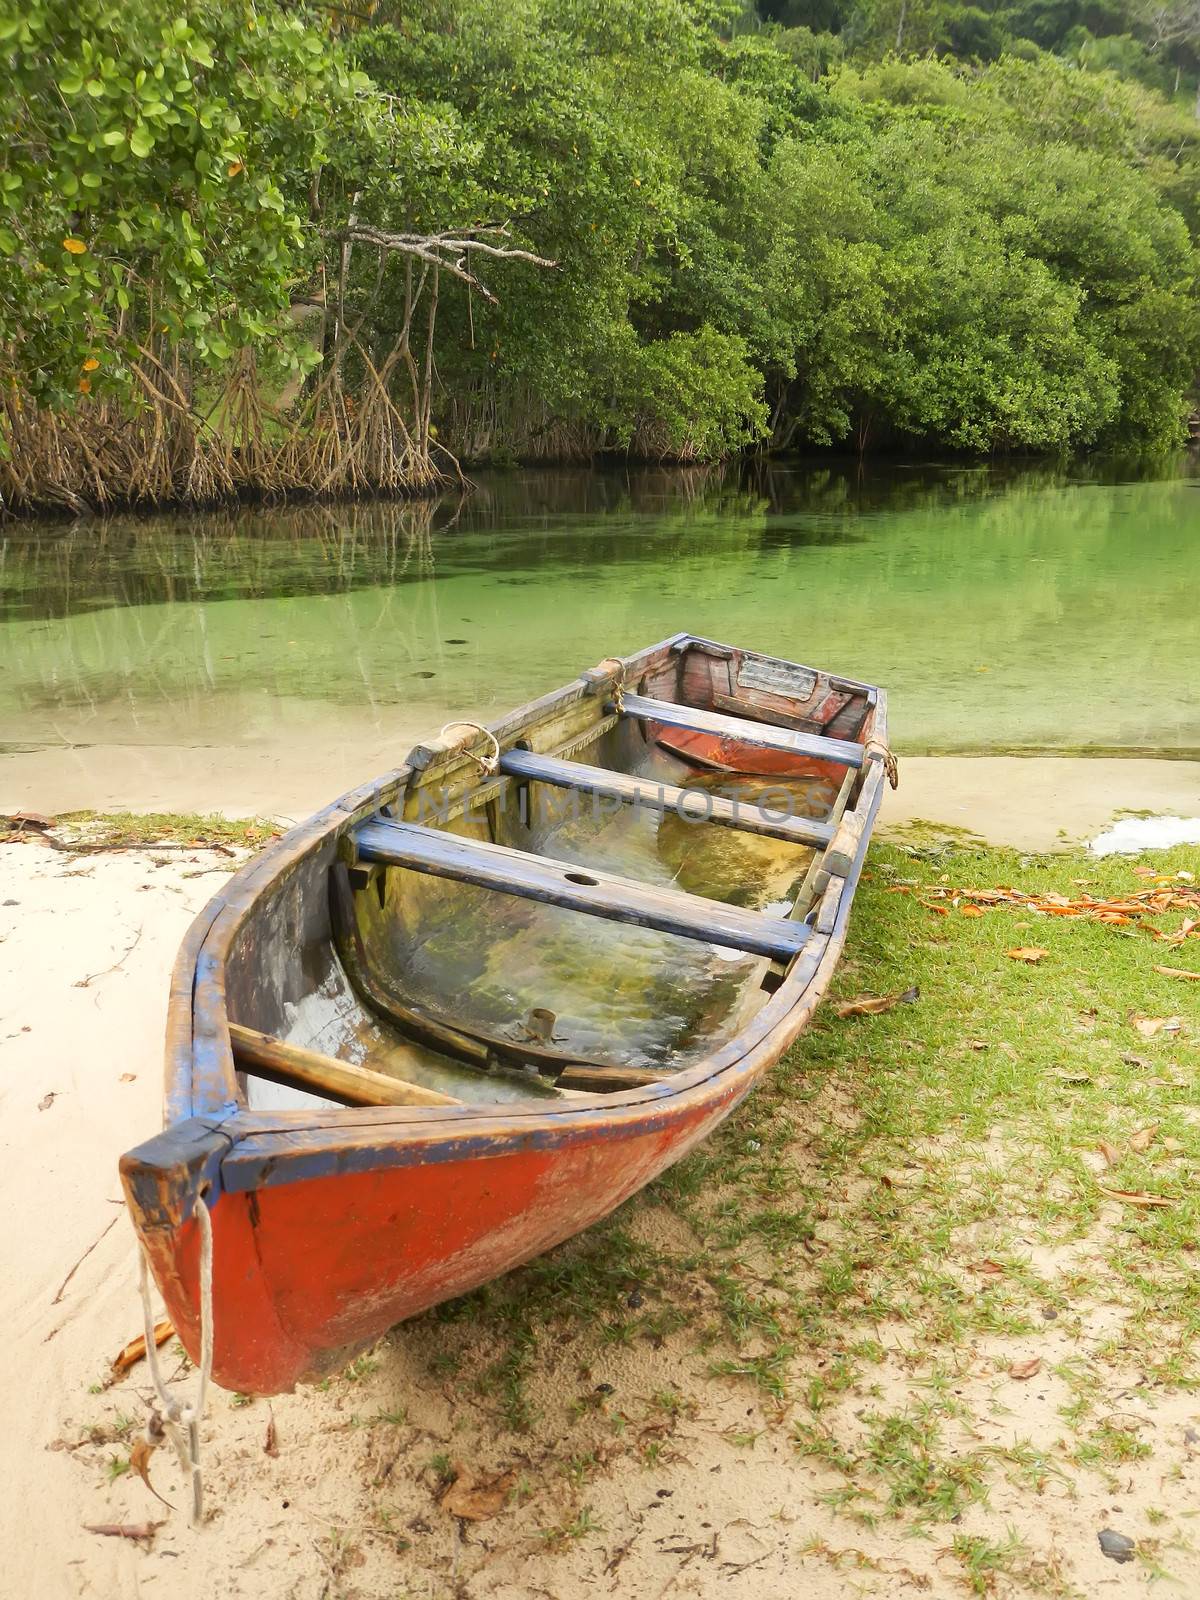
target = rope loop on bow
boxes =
[439,721,500,777]
[595,656,626,714]
[138,1193,213,1527]
[864,738,899,790]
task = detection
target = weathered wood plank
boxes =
[354,820,811,961]
[229,1022,462,1108]
[556,1062,667,1092]
[498,748,833,848]
[822,810,867,881]
[617,692,864,768]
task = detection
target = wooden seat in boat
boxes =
[496,747,834,848]
[353,819,812,962]
[614,692,865,768]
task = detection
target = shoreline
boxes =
[3,750,1198,851]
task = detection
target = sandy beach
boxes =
[3,759,1200,1598]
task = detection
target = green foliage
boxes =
[353,2,1200,457]
[755,59,1199,451]
[621,327,769,456]
[0,0,374,406]
[2,0,1200,487]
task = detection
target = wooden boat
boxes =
[121,634,891,1395]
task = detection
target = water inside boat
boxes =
[243,761,836,1111]
[232,640,874,1113]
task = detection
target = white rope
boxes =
[438,720,500,777]
[138,1195,214,1527]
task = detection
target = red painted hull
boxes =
[138,1095,730,1394]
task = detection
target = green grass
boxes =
[394,836,1199,1543]
[37,810,279,849]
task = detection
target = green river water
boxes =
[1,460,1198,801]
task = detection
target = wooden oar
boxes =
[229,1022,462,1108]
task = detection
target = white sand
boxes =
[4,757,1200,1595]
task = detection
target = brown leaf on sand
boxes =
[1129,1124,1159,1153]
[969,1259,1006,1277]
[1155,965,1200,981]
[1006,947,1048,964]
[834,986,919,1019]
[1099,1187,1173,1209]
[37,1092,57,1112]
[5,810,53,831]
[441,1464,516,1521]
[1009,1357,1042,1380]
[111,1318,173,1379]
[84,1522,163,1542]
[1097,1139,1122,1167]
[264,1412,278,1458]
[129,1426,173,1509]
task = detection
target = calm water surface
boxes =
[2,461,1198,772]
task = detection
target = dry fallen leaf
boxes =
[441,1465,516,1521]
[1155,965,1200,981]
[1129,1124,1159,1153]
[1009,1357,1042,1380]
[1132,1016,1166,1039]
[1120,1052,1151,1069]
[129,1425,172,1509]
[1097,1139,1122,1167]
[966,1039,989,1051]
[5,810,53,831]
[111,1318,174,1378]
[264,1411,278,1458]
[969,1259,1006,1276]
[83,1522,162,1542]
[959,905,985,918]
[834,986,919,1019]
[1098,1187,1173,1209]
[1006,947,1049,964]
[119,1072,137,1083]
[37,1091,57,1112]
[1052,1067,1091,1085]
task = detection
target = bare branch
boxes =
[336,224,557,304]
